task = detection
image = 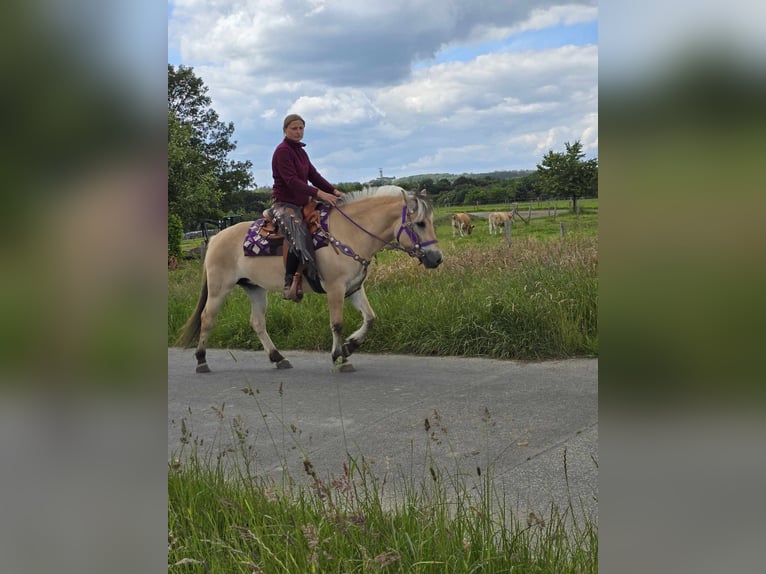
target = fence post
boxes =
[559,222,565,237]
[505,219,512,248]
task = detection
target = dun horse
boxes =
[176,186,443,372]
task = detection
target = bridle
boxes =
[332,199,438,264]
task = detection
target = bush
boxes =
[168,213,183,260]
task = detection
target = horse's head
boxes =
[333,186,443,268]
[398,190,443,268]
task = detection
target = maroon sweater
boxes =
[271,138,334,206]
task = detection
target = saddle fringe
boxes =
[262,201,321,239]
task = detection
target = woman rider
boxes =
[270,113,345,301]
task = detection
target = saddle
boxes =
[261,200,321,240]
[244,201,322,256]
[246,201,324,298]
[258,199,321,252]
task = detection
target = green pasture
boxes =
[436,198,598,216]
[169,207,598,360]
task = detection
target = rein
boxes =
[332,201,438,264]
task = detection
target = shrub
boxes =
[168,213,183,261]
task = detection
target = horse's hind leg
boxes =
[195,283,231,373]
[342,287,376,358]
[241,284,292,369]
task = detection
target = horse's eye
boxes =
[416,221,426,229]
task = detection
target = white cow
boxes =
[451,213,474,238]
[488,212,511,235]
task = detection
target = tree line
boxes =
[390,148,597,209]
[168,64,597,241]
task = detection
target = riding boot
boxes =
[283,252,303,302]
[286,272,303,302]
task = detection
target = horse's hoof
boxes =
[342,340,358,357]
[196,363,211,373]
[337,362,356,373]
[276,359,292,369]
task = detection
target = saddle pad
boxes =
[243,205,331,257]
[243,219,281,256]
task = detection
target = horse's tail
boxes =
[175,271,208,348]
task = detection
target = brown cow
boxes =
[488,211,511,235]
[451,213,474,238]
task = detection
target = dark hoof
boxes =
[342,339,359,357]
[334,356,355,372]
[196,363,211,373]
[276,359,292,369]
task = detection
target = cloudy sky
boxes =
[168,0,598,187]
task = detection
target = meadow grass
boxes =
[440,198,598,215]
[168,210,597,359]
[168,413,597,573]
[168,209,598,572]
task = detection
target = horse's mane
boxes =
[341,185,433,220]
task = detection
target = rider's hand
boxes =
[318,190,339,206]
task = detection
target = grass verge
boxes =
[168,415,597,573]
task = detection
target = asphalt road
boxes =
[169,347,598,523]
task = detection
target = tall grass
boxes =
[168,211,598,359]
[168,410,597,573]
[168,211,598,571]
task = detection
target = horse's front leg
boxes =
[342,286,376,358]
[327,286,355,372]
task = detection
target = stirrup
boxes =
[284,272,303,302]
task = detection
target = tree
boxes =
[419,178,435,194]
[512,172,540,202]
[464,188,488,205]
[335,182,363,193]
[536,141,598,212]
[168,64,254,228]
[432,178,453,195]
[168,111,222,226]
[221,189,272,220]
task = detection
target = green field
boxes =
[438,198,598,215]
[169,206,597,360]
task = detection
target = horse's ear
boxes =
[401,189,417,212]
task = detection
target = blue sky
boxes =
[426,21,598,66]
[168,1,598,186]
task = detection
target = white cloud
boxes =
[520,3,599,31]
[404,144,488,172]
[168,0,598,184]
[290,90,384,127]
